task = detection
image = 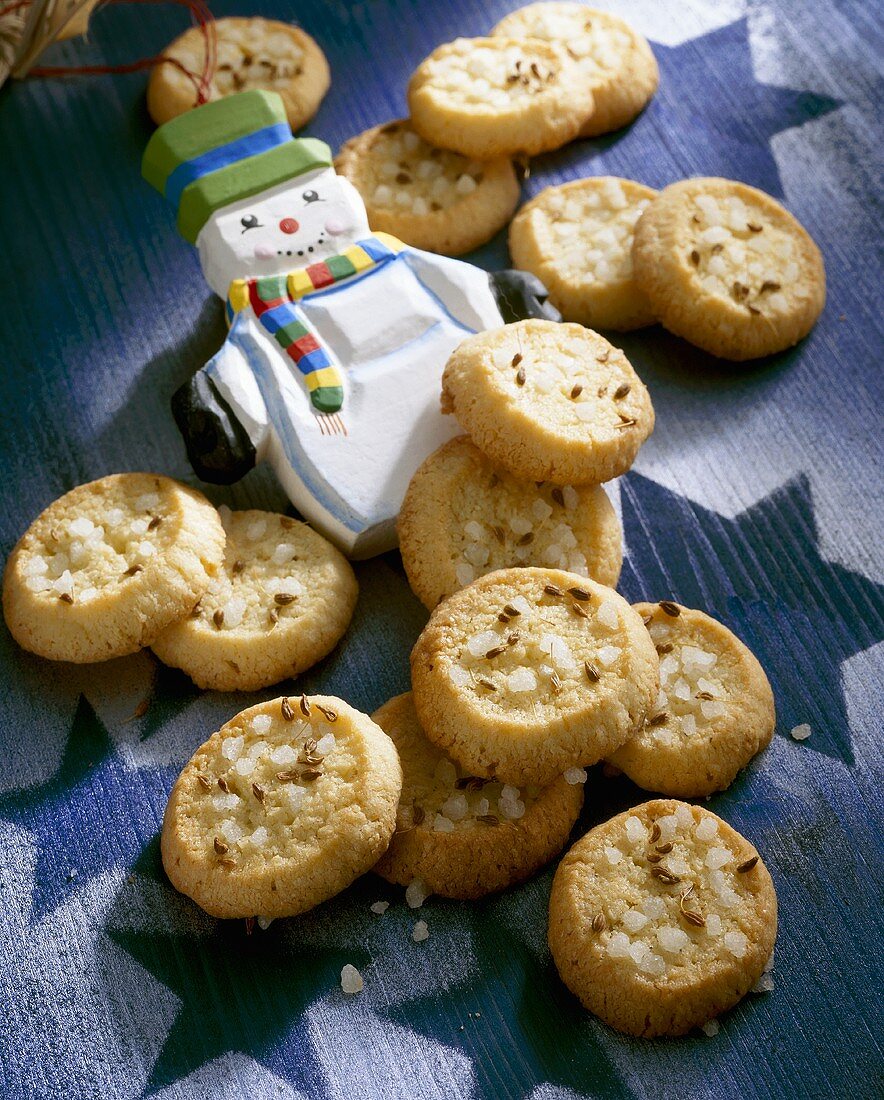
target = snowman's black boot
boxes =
[171,370,256,485]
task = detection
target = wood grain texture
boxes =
[0,2,881,1098]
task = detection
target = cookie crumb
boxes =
[751,973,774,993]
[564,766,587,785]
[790,723,811,741]
[406,878,430,909]
[412,920,430,943]
[701,1019,720,1037]
[256,916,273,931]
[340,964,363,994]
[370,901,390,915]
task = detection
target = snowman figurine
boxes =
[143,90,557,558]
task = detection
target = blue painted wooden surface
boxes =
[0,2,882,1097]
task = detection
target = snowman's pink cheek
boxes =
[325,217,350,236]
[253,243,276,260]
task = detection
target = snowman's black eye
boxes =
[240,214,261,232]
[302,190,322,204]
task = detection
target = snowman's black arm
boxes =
[171,370,256,485]
[488,270,562,324]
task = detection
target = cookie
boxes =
[410,567,658,786]
[398,435,622,610]
[151,508,357,692]
[440,319,655,485]
[407,36,593,159]
[632,178,826,360]
[161,694,402,918]
[607,602,775,797]
[548,799,777,1036]
[147,17,330,129]
[371,692,583,898]
[509,177,657,331]
[492,3,658,138]
[336,120,520,256]
[3,474,225,663]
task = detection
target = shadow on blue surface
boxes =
[619,472,884,766]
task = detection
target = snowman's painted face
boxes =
[197,167,371,296]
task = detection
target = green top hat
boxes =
[142,90,332,244]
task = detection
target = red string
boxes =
[24,0,217,105]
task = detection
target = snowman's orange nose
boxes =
[279,218,299,234]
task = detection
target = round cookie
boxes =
[3,474,225,663]
[407,36,593,159]
[336,120,520,256]
[632,178,826,360]
[548,799,777,1036]
[441,319,655,485]
[161,694,402,919]
[147,17,331,128]
[410,567,658,786]
[372,693,584,898]
[151,508,357,691]
[509,177,658,331]
[492,3,658,138]
[398,435,622,609]
[607,602,775,797]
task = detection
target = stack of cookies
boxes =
[380,316,777,1032]
[511,174,826,357]
[396,317,776,805]
[398,317,650,606]
[334,0,825,360]
[2,473,358,691]
[336,4,658,255]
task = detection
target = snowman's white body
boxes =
[197,168,504,557]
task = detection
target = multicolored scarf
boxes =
[226,233,404,414]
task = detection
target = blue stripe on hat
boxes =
[164,122,293,210]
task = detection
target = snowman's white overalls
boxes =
[204,234,503,557]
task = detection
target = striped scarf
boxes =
[226,233,404,414]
